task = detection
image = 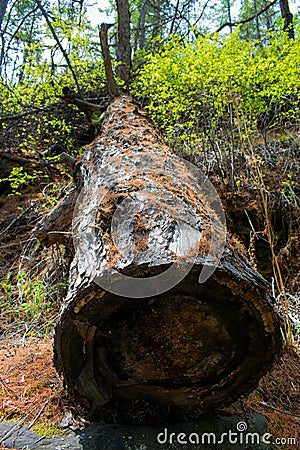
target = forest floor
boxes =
[0,129,300,449]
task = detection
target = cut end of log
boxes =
[54,263,282,412]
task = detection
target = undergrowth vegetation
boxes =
[135,27,300,138]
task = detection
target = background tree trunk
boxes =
[41,96,283,414]
[279,0,294,39]
[133,0,147,52]
[116,0,131,88]
[0,0,8,28]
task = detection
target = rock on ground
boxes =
[0,413,271,449]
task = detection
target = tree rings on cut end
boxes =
[54,266,282,412]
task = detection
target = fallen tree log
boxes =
[37,95,282,413]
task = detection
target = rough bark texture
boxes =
[38,96,282,414]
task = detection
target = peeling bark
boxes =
[34,187,78,246]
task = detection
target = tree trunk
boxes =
[253,0,261,41]
[262,0,272,30]
[37,96,283,414]
[133,0,147,52]
[0,0,8,28]
[116,0,131,89]
[151,0,163,39]
[99,24,120,98]
[279,0,294,39]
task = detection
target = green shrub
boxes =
[0,167,38,195]
[134,27,300,140]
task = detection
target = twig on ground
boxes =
[27,398,50,429]
[258,401,299,417]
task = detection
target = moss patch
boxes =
[31,423,65,438]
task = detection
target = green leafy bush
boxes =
[134,27,300,139]
[0,167,38,195]
[0,15,105,115]
[0,269,68,335]
[0,271,51,327]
